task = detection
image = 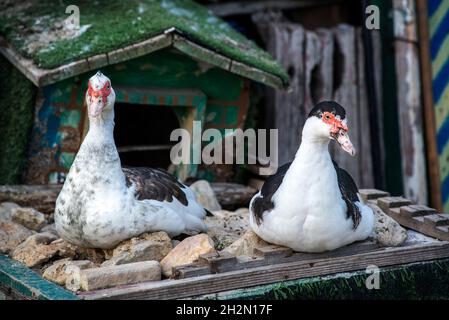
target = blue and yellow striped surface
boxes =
[430,0,449,212]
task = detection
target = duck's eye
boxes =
[324,114,331,120]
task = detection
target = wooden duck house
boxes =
[0,0,288,185]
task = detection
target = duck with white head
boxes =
[55,72,208,249]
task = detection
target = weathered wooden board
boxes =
[314,28,334,102]
[0,183,257,213]
[0,255,78,300]
[417,0,442,212]
[267,22,306,165]
[331,25,363,186]
[356,28,375,189]
[372,29,387,190]
[359,189,449,241]
[173,241,380,279]
[392,0,428,205]
[78,241,449,300]
[0,185,62,214]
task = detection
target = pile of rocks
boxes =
[0,180,408,294]
[0,181,252,293]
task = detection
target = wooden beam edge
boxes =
[77,242,449,300]
[0,254,78,300]
[1,30,286,89]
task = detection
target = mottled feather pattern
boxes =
[122,167,188,206]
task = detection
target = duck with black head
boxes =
[249,101,374,253]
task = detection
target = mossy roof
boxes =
[0,0,289,88]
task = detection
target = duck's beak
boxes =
[335,129,356,156]
[86,79,111,117]
[88,97,105,117]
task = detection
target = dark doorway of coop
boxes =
[114,102,179,170]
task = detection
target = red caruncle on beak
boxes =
[321,111,348,134]
[87,80,111,117]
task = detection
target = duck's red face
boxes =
[321,112,356,156]
[86,72,112,117]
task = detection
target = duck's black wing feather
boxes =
[122,167,188,206]
[332,161,362,229]
[251,162,292,225]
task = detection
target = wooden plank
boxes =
[314,28,334,102]
[331,24,360,185]
[423,214,449,227]
[387,205,449,241]
[173,34,231,71]
[267,22,306,165]
[77,242,449,300]
[198,251,237,273]
[172,34,284,90]
[173,241,380,280]
[0,33,172,87]
[356,27,375,188]
[0,255,78,300]
[399,205,436,218]
[377,196,412,212]
[0,30,285,89]
[392,0,428,205]
[304,30,321,112]
[416,0,442,212]
[0,183,256,214]
[0,184,62,214]
[392,0,418,42]
[371,29,387,190]
[230,60,285,89]
[172,264,212,279]
[254,245,293,259]
[359,189,390,202]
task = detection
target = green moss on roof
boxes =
[0,0,288,85]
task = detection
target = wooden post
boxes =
[356,27,375,188]
[416,0,443,211]
[267,23,306,165]
[392,0,428,205]
[332,24,361,185]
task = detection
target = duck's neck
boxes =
[84,111,115,145]
[277,129,335,197]
[294,134,331,164]
[286,135,332,180]
[78,110,122,173]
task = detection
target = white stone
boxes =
[369,203,407,247]
[189,180,221,211]
[224,230,269,256]
[43,258,95,285]
[160,234,215,277]
[66,261,161,292]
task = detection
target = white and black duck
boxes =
[55,72,208,249]
[249,101,374,252]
